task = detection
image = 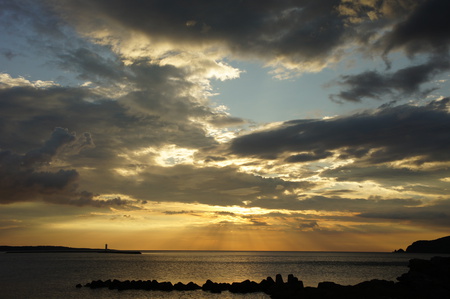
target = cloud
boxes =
[322,164,450,187]
[297,220,319,231]
[380,0,450,56]
[229,99,450,165]
[87,163,312,207]
[332,0,450,103]
[56,47,126,83]
[49,0,357,73]
[0,73,58,89]
[6,0,449,108]
[285,150,334,163]
[0,126,138,208]
[1,0,449,239]
[330,57,450,102]
[0,80,257,208]
[0,85,303,209]
[248,195,422,213]
[358,199,450,228]
[0,128,84,204]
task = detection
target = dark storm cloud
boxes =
[51,0,448,80]
[52,0,353,69]
[285,150,333,163]
[380,0,450,56]
[331,57,450,102]
[230,99,450,164]
[0,128,89,204]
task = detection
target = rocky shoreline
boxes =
[77,256,450,298]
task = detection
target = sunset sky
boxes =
[1,0,450,251]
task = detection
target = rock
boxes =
[158,281,173,291]
[201,279,230,293]
[287,274,297,284]
[275,274,284,285]
[173,281,201,291]
[259,277,275,292]
[186,281,201,290]
[229,279,260,293]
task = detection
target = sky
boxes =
[0,0,450,252]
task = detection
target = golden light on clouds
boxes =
[1,0,449,253]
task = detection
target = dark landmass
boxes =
[405,236,450,253]
[78,256,450,299]
[393,236,450,253]
[0,245,141,254]
[393,248,405,253]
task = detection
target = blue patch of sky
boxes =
[210,52,441,124]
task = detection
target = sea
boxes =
[1,250,448,299]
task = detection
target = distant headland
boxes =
[0,245,141,254]
[393,236,450,253]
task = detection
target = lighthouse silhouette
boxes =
[105,244,108,251]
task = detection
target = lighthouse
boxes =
[105,244,108,252]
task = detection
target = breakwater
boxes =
[77,256,450,298]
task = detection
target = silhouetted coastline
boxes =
[0,246,141,254]
[406,236,450,253]
[393,236,450,254]
[77,256,450,298]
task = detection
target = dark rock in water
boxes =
[75,284,82,288]
[173,281,201,291]
[266,276,275,285]
[201,279,230,293]
[229,279,260,293]
[406,236,450,253]
[158,281,173,291]
[259,276,275,292]
[287,273,303,288]
[275,274,284,285]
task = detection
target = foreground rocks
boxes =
[77,256,450,298]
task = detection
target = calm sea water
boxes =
[1,251,448,299]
